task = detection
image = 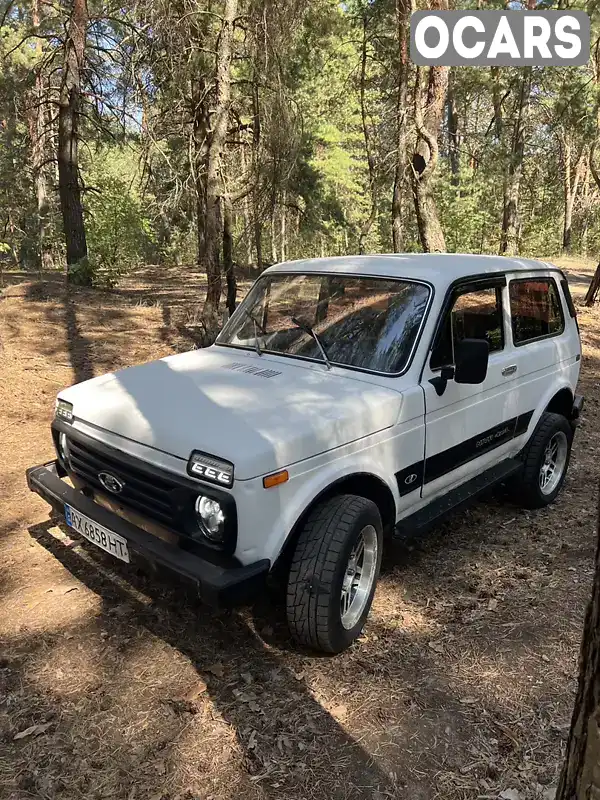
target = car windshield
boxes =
[216,273,431,374]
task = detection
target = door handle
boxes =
[502,365,517,377]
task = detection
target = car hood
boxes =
[59,347,403,480]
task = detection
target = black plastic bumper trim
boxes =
[572,395,584,421]
[26,461,269,607]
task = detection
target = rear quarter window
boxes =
[509,278,564,345]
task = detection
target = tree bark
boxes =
[222,197,236,316]
[411,57,448,253]
[391,0,410,252]
[499,67,531,256]
[202,0,238,327]
[447,69,460,186]
[29,0,52,271]
[58,0,88,280]
[562,139,584,255]
[584,265,600,307]
[556,492,600,799]
[270,199,277,263]
[251,70,262,270]
[358,11,377,255]
[499,0,536,256]
[280,190,286,263]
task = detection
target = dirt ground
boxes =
[0,258,598,800]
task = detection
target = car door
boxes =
[419,276,525,500]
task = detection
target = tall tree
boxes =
[28,0,52,270]
[391,0,411,252]
[499,67,531,256]
[411,59,448,253]
[560,134,585,255]
[556,494,600,799]
[58,0,89,279]
[358,8,377,255]
[201,0,237,325]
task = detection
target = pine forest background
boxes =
[3,0,600,325]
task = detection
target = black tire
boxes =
[286,494,383,654]
[512,411,573,509]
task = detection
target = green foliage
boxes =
[3,0,600,289]
[83,147,156,287]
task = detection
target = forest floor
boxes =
[0,257,599,800]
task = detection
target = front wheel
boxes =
[286,494,383,654]
[512,412,573,509]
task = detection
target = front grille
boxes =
[66,436,180,530]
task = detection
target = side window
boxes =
[431,286,504,369]
[509,279,564,344]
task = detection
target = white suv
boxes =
[27,254,583,653]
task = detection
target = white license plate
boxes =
[64,504,130,563]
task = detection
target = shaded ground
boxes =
[0,258,598,800]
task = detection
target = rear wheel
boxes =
[512,412,573,509]
[286,494,382,653]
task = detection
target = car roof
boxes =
[264,253,559,288]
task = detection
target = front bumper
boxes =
[26,460,269,606]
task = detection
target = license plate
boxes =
[64,504,130,563]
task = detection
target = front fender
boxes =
[233,454,400,566]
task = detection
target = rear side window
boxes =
[509,279,564,345]
[431,286,504,369]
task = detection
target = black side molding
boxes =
[394,458,522,539]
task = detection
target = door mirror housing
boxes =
[454,338,489,384]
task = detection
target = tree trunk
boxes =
[447,69,460,186]
[251,72,262,270]
[29,0,52,272]
[270,201,277,263]
[240,144,252,265]
[563,136,573,254]
[358,11,377,255]
[202,0,238,327]
[491,66,504,141]
[280,190,286,263]
[58,0,88,280]
[561,137,584,255]
[391,0,410,252]
[581,160,591,257]
[411,57,448,253]
[222,197,236,316]
[584,264,600,307]
[556,494,600,799]
[500,67,531,256]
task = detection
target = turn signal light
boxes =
[263,470,289,489]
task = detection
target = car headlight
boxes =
[195,495,226,542]
[55,398,73,422]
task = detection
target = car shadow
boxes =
[27,518,395,799]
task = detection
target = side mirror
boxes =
[454,338,489,384]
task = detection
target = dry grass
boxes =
[0,259,598,800]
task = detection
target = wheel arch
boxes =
[545,386,574,419]
[271,471,396,577]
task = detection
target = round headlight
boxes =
[195,495,225,542]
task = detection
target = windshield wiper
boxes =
[243,309,263,357]
[291,317,332,370]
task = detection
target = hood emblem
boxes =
[98,471,125,494]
